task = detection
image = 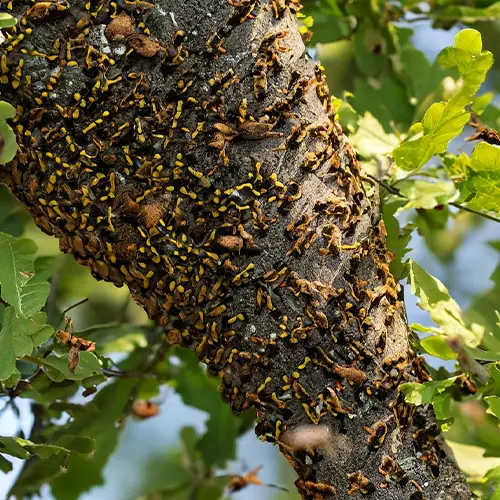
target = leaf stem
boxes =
[57,297,89,325]
[367,173,500,224]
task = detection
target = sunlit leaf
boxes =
[420,335,458,360]
[406,259,484,346]
[393,29,493,170]
[486,396,500,421]
[349,112,399,159]
[0,13,17,29]
[461,142,500,215]
[399,377,457,405]
[397,179,458,212]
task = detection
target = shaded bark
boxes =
[0,1,471,498]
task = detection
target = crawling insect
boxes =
[209,120,284,158]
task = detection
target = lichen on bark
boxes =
[0,0,471,498]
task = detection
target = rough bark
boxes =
[0,1,471,498]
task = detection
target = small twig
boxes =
[404,15,431,23]
[57,298,89,326]
[0,401,11,417]
[367,173,500,225]
[102,367,160,379]
[449,201,500,225]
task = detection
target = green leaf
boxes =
[332,93,359,135]
[173,350,237,468]
[28,351,103,382]
[397,179,458,212]
[382,200,413,279]
[406,259,484,346]
[448,442,500,484]
[0,101,17,164]
[349,112,399,159]
[472,92,494,116]
[432,392,455,420]
[194,479,227,500]
[0,308,54,381]
[486,396,500,421]
[134,450,192,498]
[0,232,50,318]
[19,373,78,405]
[388,23,451,112]
[428,3,500,23]
[180,426,202,469]
[198,407,237,468]
[0,454,13,472]
[466,242,500,357]
[461,142,500,214]
[393,29,493,170]
[353,21,385,78]
[481,103,500,131]
[399,377,457,405]
[0,185,25,237]
[486,465,500,494]
[0,13,17,29]
[301,2,351,44]
[0,436,93,460]
[354,76,414,133]
[49,379,137,500]
[420,335,458,360]
[414,206,462,263]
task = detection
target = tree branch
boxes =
[2,1,470,498]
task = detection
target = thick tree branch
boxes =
[1,1,470,498]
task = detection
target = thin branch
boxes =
[101,367,159,379]
[57,298,89,326]
[367,173,500,224]
[403,15,431,23]
[449,201,500,224]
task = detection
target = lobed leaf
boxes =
[396,179,458,212]
[0,232,50,318]
[0,307,54,381]
[461,142,500,214]
[406,259,484,346]
[393,29,493,171]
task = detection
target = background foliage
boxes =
[3,1,500,498]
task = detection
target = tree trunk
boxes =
[0,1,471,498]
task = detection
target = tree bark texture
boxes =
[0,1,471,498]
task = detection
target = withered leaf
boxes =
[128,35,165,57]
[133,400,160,419]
